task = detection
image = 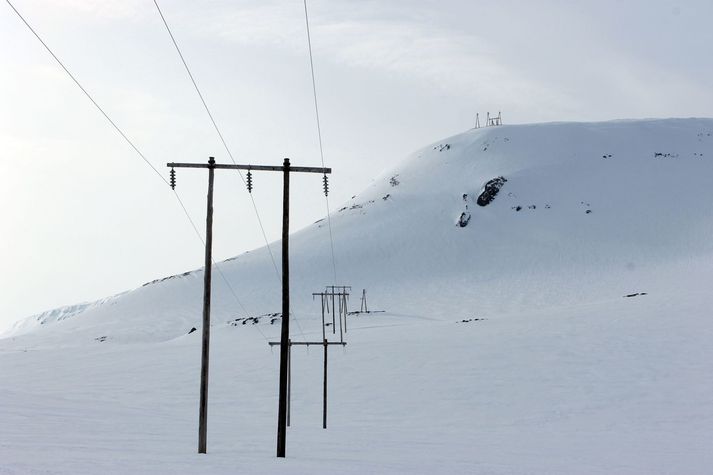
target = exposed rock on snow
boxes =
[476,176,507,206]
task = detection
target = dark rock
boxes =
[477,176,507,206]
[457,212,471,227]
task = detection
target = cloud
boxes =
[196,1,568,110]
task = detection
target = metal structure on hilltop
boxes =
[474,111,503,129]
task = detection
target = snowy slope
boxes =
[2,119,713,474]
[5,118,713,345]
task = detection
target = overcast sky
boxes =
[1,0,711,332]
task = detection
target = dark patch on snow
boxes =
[624,292,648,298]
[586,209,592,214]
[602,154,613,159]
[434,143,451,152]
[654,152,679,159]
[382,194,391,201]
[389,175,400,187]
[512,204,540,212]
[477,176,507,206]
[95,336,107,342]
[457,212,471,227]
[188,327,197,334]
[228,313,280,327]
[459,318,486,323]
[348,310,385,316]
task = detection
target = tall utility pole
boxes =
[278,158,291,457]
[168,156,216,454]
[167,157,330,457]
[198,157,215,454]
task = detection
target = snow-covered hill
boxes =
[5,118,713,344]
[2,119,713,474]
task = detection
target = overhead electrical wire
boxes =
[4,0,270,341]
[303,0,339,286]
[153,0,281,283]
[152,0,308,340]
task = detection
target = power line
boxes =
[4,0,166,185]
[4,0,265,339]
[174,188,269,342]
[303,0,339,285]
[153,0,281,282]
[152,0,308,340]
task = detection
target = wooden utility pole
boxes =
[168,156,216,454]
[198,156,215,454]
[323,338,328,429]
[167,157,330,457]
[276,158,291,457]
[323,286,350,341]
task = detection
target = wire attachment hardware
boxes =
[170,167,176,190]
[322,173,329,196]
[247,168,253,193]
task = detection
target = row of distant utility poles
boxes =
[168,157,330,457]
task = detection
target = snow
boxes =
[2,119,713,473]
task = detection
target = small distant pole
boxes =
[331,288,336,334]
[342,291,348,334]
[337,291,344,341]
[323,338,328,429]
[475,113,480,129]
[360,289,368,313]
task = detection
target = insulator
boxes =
[322,173,329,196]
[246,169,253,193]
[170,168,176,190]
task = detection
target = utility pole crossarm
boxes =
[168,162,331,174]
[268,341,347,347]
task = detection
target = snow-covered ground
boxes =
[2,119,713,473]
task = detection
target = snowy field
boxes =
[2,119,713,473]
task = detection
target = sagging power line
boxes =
[3,0,260,328]
[153,0,310,343]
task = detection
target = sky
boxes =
[1,0,712,332]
